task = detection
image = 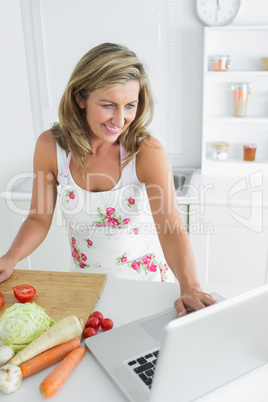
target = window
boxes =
[21,0,183,160]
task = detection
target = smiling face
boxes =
[76,80,140,144]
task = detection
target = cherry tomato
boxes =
[90,311,103,323]
[86,317,101,330]
[101,318,113,331]
[13,284,36,303]
[83,327,97,338]
[0,292,4,308]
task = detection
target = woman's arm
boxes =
[0,131,58,283]
[136,138,216,316]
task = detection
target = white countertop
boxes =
[178,168,268,208]
[4,278,268,402]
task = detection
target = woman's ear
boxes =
[74,91,85,109]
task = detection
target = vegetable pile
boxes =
[0,314,84,395]
[0,283,91,396]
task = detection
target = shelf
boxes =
[207,116,268,123]
[202,158,268,176]
[202,26,268,176]
[207,71,268,76]
[205,157,268,165]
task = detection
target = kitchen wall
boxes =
[0,0,267,255]
[0,0,35,252]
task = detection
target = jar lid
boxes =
[211,55,230,61]
[230,82,250,90]
[244,144,256,149]
[211,142,229,148]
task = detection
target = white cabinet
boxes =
[201,26,268,176]
[189,203,268,287]
[178,204,189,232]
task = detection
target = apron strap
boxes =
[60,152,72,185]
[120,143,130,187]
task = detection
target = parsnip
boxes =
[0,364,22,394]
[9,315,83,366]
[0,346,15,367]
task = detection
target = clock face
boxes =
[196,0,241,26]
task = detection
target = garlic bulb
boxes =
[0,346,15,367]
[0,364,22,394]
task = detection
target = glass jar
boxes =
[211,142,229,161]
[243,144,256,161]
[211,55,230,71]
[230,82,251,117]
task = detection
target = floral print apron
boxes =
[57,143,174,282]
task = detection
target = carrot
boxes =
[20,337,81,377]
[9,315,83,366]
[39,346,86,397]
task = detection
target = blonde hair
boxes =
[51,43,154,170]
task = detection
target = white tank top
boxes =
[56,142,174,282]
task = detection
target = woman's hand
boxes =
[174,287,217,317]
[0,255,16,284]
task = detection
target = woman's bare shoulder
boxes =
[136,137,171,182]
[36,129,56,148]
[34,130,58,175]
[139,136,162,149]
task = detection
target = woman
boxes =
[0,43,215,315]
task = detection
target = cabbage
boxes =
[0,302,55,353]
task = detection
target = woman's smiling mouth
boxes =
[103,124,121,133]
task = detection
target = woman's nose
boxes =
[111,109,125,128]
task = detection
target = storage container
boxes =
[211,55,230,71]
[243,144,256,161]
[230,82,251,117]
[211,142,229,161]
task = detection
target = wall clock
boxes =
[196,0,241,26]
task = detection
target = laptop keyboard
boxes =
[127,350,159,389]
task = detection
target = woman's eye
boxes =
[101,103,136,110]
[125,104,135,109]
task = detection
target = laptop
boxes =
[85,285,268,402]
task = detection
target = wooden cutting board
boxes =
[0,270,107,326]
